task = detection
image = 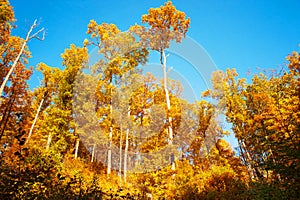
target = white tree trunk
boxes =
[124,106,130,182]
[75,139,80,159]
[107,83,113,174]
[119,125,123,179]
[107,135,112,174]
[46,133,52,150]
[107,108,113,174]
[161,50,175,171]
[91,144,96,162]
[25,98,44,145]
[0,19,44,100]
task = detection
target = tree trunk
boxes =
[91,144,96,162]
[124,106,130,182]
[161,50,175,171]
[25,98,44,145]
[75,139,80,159]
[107,128,113,175]
[0,19,44,99]
[46,133,52,150]
[107,82,113,174]
[119,125,123,179]
[241,140,262,178]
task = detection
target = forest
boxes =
[0,0,299,199]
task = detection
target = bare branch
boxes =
[29,27,46,41]
[167,66,173,74]
[24,19,37,42]
[0,19,46,100]
[25,19,45,41]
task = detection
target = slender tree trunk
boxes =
[241,140,261,178]
[161,50,175,171]
[107,82,113,175]
[75,139,80,159]
[268,148,281,181]
[107,126,112,174]
[25,98,44,145]
[119,125,123,179]
[0,40,27,100]
[0,19,44,99]
[46,133,52,150]
[238,140,251,178]
[124,106,130,182]
[91,144,96,162]
[136,116,143,166]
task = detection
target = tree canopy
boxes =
[0,1,299,199]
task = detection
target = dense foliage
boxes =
[0,1,299,199]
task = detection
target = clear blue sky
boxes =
[10,0,300,149]
[11,0,300,72]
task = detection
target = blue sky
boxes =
[10,0,300,149]
[11,0,300,72]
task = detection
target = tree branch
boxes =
[29,27,46,41]
[0,19,45,100]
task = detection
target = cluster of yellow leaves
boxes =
[0,0,15,43]
[130,139,248,199]
[0,0,33,146]
[6,0,300,198]
[131,1,190,52]
[87,20,120,42]
[206,48,300,189]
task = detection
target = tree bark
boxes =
[241,140,262,178]
[107,80,114,175]
[124,106,130,182]
[46,133,52,150]
[107,83,113,174]
[161,50,175,171]
[0,19,44,100]
[75,139,80,159]
[25,98,44,145]
[119,125,123,179]
[91,144,96,162]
